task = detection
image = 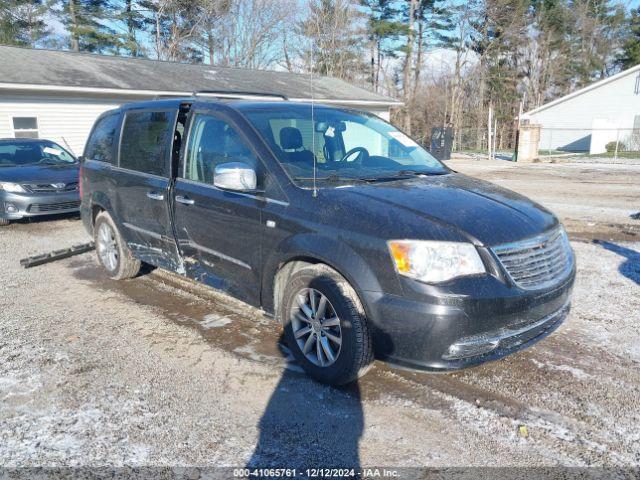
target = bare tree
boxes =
[207,0,296,69]
[300,0,367,81]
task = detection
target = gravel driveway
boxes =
[1,159,639,475]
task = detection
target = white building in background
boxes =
[521,64,640,154]
[0,46,401,156]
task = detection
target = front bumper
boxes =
[0,190,80,220]
[363,269,575,371]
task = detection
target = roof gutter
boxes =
[288,97,403,107]
[0,82,403,107]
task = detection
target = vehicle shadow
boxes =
[247,334,363,473]
[593,240,640,285]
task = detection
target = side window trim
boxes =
[117,108,177,178]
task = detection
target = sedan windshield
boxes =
[0,140,76,167]
[240,104,448,186]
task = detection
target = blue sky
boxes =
[45,0,640,57]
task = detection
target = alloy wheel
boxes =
[290,288,342,367]
[97,222,118,272]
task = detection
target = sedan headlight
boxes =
[388,240,486,283]
[0,182,26,193]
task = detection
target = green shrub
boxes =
[605,141,626,153]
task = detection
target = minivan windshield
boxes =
[0,140,76,167]
[240,104,448,186]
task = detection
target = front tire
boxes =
[281,264,373,385]
[94,211,140,280]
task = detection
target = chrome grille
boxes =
[28,201,80,213]
[22,182,78,193]
[492,227,574,290]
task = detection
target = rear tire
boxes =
[280,264,373,385]
[0,218,9,226]
[94,211,141,280]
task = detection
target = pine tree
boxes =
[119,0,146,56]
[360,0,404,91]
[0,0,49,46]
[59,0,121,53]
[619,7,640,70]
[300,0,366,81]
[566,0,625,87]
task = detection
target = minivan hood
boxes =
[0,163,79,184]
[337,173,557,246]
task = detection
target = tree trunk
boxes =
[370,40,375,89]
[208,29,215,64]
[68,0,79,51]
[412,21,423,98]
[375,39,382,92]
[475,59,485,151]
[402,0,417,133]
[125,0,138,56]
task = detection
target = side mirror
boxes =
[214,161,257,192]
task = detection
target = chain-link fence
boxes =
[415,124,640,161]
[444,127,516,160]
[445,127,639,161]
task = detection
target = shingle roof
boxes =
[0,45,400,105]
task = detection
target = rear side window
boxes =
[119,110,175,176]
[85,113,119,164]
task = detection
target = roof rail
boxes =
[192,90,288,101]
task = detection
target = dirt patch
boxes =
[2,160,640,468]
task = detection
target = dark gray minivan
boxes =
[80,98,575,385]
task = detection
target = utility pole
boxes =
[487,105,493,160]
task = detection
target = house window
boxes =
[635,73,640,95]
[13,117,39,138]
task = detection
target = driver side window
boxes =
[184,113,262,187]
[341,121,388,158]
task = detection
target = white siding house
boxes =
[521,64,640,154]
[0,46,401,156]
[0,93,127,155]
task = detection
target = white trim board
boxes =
[0,82,402,107]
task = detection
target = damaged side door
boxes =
[171,109,265,306]
[114,108,181,270]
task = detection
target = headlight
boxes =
[388,240,486,283]
[0,182,26,193]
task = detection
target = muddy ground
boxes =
[1,158,639,474]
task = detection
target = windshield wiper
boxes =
[294,174,365,184]
[363,170,447,183]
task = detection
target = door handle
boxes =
[146,191,164,201]
[175,195,195,206]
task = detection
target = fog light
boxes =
[5,203,18,213]
[442,339,499,360]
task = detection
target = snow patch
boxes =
[201,314,233,329]
[530,359,592,380]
